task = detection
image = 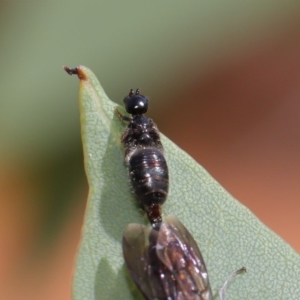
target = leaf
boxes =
[69,66,300,300]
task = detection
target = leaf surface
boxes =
[70,66,300,300]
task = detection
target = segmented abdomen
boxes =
[128,148,169,206]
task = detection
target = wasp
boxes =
[117,89,245,300]
[123,215,212,300]
[116,89,168,229]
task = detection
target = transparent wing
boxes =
[122,216,213,300]
[122,223,171,299]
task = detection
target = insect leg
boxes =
[115,107,131,122]
[218,267,246,300]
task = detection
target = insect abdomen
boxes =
[129,148,169,206]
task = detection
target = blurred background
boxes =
[1,1,300,299]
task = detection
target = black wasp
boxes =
[116,88,169,229]
[117,89,212,299]
[117,89,245,300]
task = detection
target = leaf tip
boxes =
[63,65,87,81]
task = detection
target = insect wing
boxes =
[122,216,212,300]
[122,223,171,299]
[156,215,212,300]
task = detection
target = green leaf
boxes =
[70,66,300,300]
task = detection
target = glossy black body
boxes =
[117,89,245,300]
[116,89,169,228]
[129,148,168,207]
[122,215,213,300]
